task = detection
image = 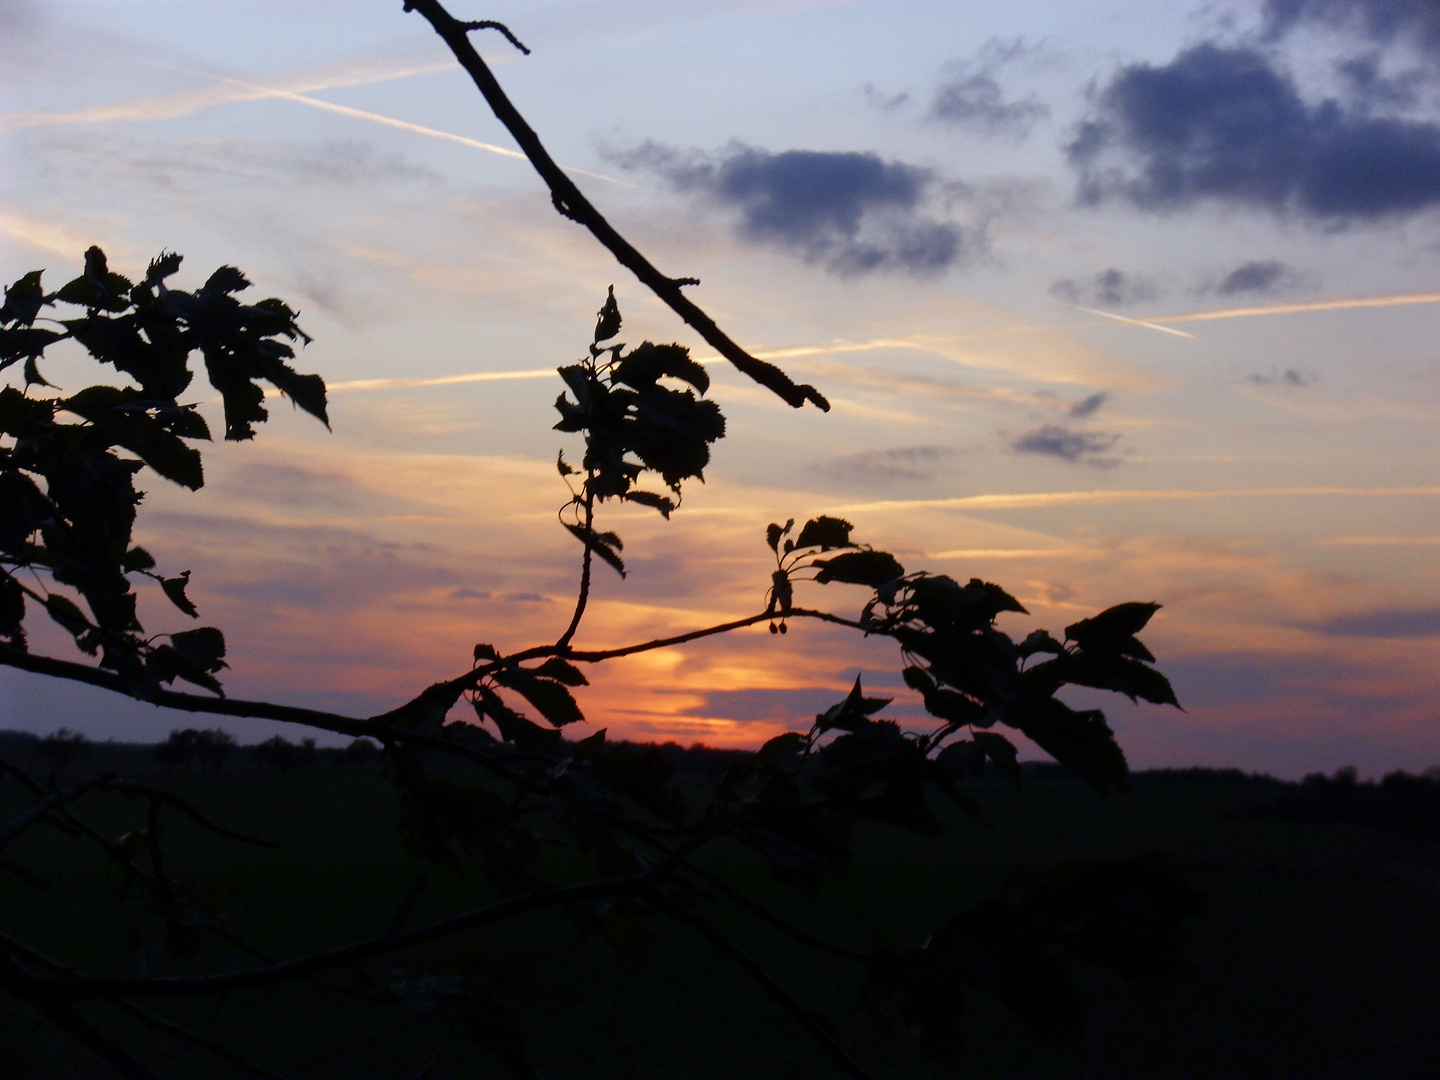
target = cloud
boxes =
[1217,259,1293,295]
[1311,607,1440,637]
[818,445,955,483]
[1010,424,1120,465]
[1069,44,1440,221]
[1069,392,1110,417]
[1263,0,1440,59]
[610,141,978,276]
[1050,268,1159,306]
[1249,367,1315,386]
[929,39,1050,139]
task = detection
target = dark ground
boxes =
[3,732,1439,1079]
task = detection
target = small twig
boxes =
[555,486,596,649]
[455,18,529,54]
[410,1021,455,1080]
[55,871,660,999]
[0,953,162,1080]
[108,996,296,1080]
[656,896,876,1080]
[388,872,429,934]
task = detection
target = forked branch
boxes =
[402,0,829,412]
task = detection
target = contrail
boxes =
[1155,292,1440,324]
[1,59,456,132]
[1071,305,1196,339]
[832,486,1440,514]
[196,72,634,188]
[326,368,558,393]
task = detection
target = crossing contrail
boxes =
[194,72,634,187]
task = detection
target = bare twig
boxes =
[108,996,297,1080]
[402,0,829,412]
[0,953,162,1080]
[51,871,659,999]
[0,772,277,853]
[456,19,529,54]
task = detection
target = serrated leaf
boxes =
[812,550,905,588]
[44,594,93,638]
[533,657,587,686]
[973,731,1021,784]
[160,571,198,617]
[1065,602,1161,659]
[563,522,625,577]
[793,516,855,551]
[753,730,807,767]
[622,489,675,517]
[594,285,621,344]
[504,674,584,727]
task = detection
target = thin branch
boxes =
[52,871,658,999]
[656,897,876,1080]
[560,607,866,663]
[0,773,277,853]
[107,997,297,1080]
[402,0,828,412]
[0,953,163,1080]
[555,486,595,649]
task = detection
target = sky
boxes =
[3,0,1440,777]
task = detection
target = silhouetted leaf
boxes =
[533,657,588,686]
[503,673,584,727]
[593,285,621,344]
[1017,630,1064,659]
[622,489,675,517]
[753,731,807,768]
[973,731,1021,784]
[765,519,793,552]
[44,594,93,639]
[564,522,625,577]
[1065,602,1161,661]
[794,516,855,551]
[813,550,905,587]
[161,571,198,618]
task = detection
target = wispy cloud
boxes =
[834,485,1440,514]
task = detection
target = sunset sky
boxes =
[4,0,1440,777]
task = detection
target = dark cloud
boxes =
[1249,367,1314,386]
[1263,0,1440,58]
[680,687,854,723]
[1069,44,1440,221]
[1011,424,1119,465]
[450,588,491,601]
[1217,259,1291,294]
[1069,392,1110,418]
[1311,607,1440,637]
[610,141,977,276]
[1050,268,1159,306]
[929,38,1050,140]
[819,445,954,483]
[1334,52,1426,107]
[862,84,910,111]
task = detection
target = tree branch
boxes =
[47,872,658,999]
[402,0,829,412]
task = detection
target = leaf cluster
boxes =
[553,288,725,574]
[0,248,327,694]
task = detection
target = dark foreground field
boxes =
[3,736,1439,1080]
